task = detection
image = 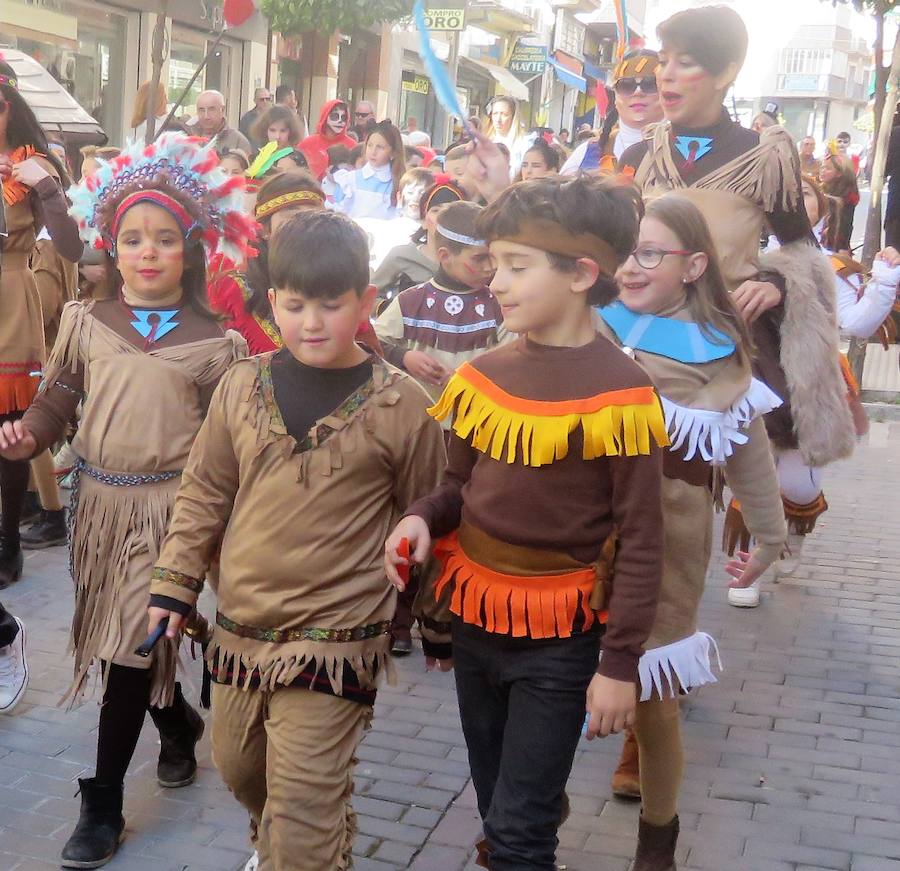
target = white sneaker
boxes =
[728,580,761,608]
[243,852,259,871]
[0,617,28,713]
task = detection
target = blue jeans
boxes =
[452,617,601,870]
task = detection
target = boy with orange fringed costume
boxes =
[386,176,668,871]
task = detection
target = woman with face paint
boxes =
[561,50,664,177]
[0,134,254,869]
[297,99,358,180]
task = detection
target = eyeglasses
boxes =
[614,77,659,97]
[628,247,692,269]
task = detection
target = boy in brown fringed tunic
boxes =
[148,210,446,871]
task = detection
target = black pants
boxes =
[0,601,18,647]
[452,618,601,871]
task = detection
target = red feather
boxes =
[594,83,609,120]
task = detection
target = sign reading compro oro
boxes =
[422,7,466,30]
[508,44,547,76]
[402,75,430,94]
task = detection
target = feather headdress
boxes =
[67,132,257,262]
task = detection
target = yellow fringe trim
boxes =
[428,363,669,467]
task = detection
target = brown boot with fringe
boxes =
[633,815,678,871]
[611,728,641,799]
[475,837,491,868]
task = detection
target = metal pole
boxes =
[153,28,228,142]
[446,30,460,148]
[145,1,170,145]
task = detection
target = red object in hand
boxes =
[397,538,410,585]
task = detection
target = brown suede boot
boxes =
[633,815,679,871]
[611,728,641,799]
[475,837,492,868]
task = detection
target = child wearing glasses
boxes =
[298,99,357,180]
[596,194,786,870]
[561,50,664,176]
[332,121,406,221]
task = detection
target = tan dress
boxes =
[597,306,786,699]
[27,300,247,706]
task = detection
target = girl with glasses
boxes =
[597,195,786,871]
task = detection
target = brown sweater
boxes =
[408,334,666,683]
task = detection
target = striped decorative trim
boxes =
[216,611,392,644]
[152,566,203,594]
[402,317,500,335]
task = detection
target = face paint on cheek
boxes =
[683,71,709,83]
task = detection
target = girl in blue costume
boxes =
[332,121,406,220]
[595,195,786,871]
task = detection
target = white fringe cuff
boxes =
[638,630,723,702]
[662,377,782,464]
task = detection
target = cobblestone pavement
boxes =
[2,420,900,871]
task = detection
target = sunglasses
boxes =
[355,111,373,118]
[614,77,659,97]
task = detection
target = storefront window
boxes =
[0,0,130,144]
[170,27,207,118]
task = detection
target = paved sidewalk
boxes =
[2,422,900,870]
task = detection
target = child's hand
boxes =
[725,549,768,588]
[585,674,636,739]
[403,350,449,386]
[0,420,37,461]
[148,606,185,640]
[385,516,432,592]
[11,157,51,189]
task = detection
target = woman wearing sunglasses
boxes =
[297,98,357,180]
[561,50,664,176]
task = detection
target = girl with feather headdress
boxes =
[0,132,255,869]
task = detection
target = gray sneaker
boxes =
[0,617,28,714]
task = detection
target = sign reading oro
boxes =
[422,7,466,30]
[402,74,431,94]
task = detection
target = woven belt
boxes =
[77,459,182,487]
[216,611,392,644]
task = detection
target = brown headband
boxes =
[496,219,622,277]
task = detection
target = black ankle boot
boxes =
[0,535,23,590]
[19,491,41,526]
[21,508,67,550]
[60,778,125,869]
[633,815,679,871]
[149,686,205,788]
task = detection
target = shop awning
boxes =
[460,56,530,101]
[582,61,606,82]
[548,57,587,93]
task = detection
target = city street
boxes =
[1,417,900,871]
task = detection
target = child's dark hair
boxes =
[269,210,370,299]
[327,144,352,168]
[434,201,484,254]
[476,176,641,306]
[349,143,364,165]
[523,138,560,172]
[100,178,220,320]
[657,6,748,76]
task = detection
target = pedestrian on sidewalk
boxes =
[386,175,669,871]
[596,195,787,870]
[147,209,446,871]
[0,61,82,589]
[0,132,255,869]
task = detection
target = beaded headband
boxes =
[110,190,197,241]
[68,133,258,263]
[435,223,485,247]
[0,74,18,90]
[255,190,325,220]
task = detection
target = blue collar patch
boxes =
[598,300,735,363]
[674,135,713,163]
[130,309,180,341]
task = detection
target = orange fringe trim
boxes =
[3,146,38,207]
[783,493,828,535]
[432,532,600,639]
[0,374,39,414]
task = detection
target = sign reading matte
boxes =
[508,44,547,77]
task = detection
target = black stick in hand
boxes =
[134,617,169,658]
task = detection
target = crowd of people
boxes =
[0,5,897,871]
